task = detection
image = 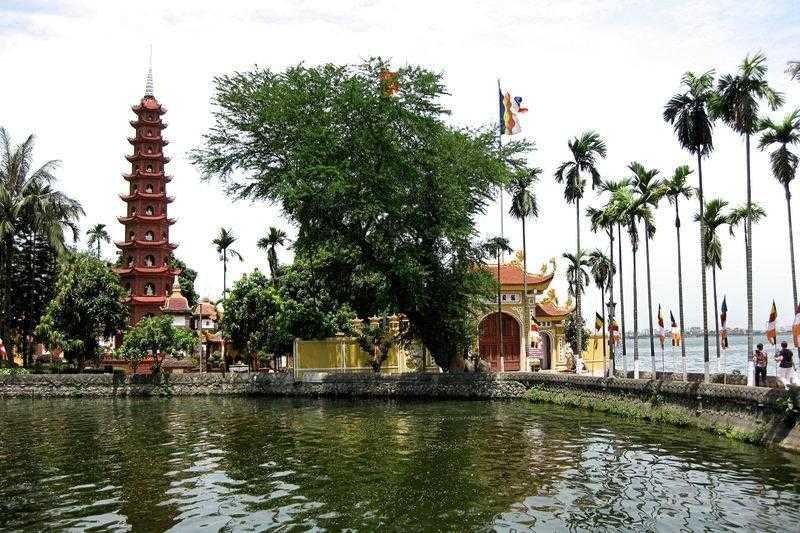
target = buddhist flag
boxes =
[766,300,778,345]
[498,85,528,135]
[720,296,729,349]
[609,319,621,346]
[793,304,800,348]
[594,312,603,349]
[657,305,665,349]
[380,69,399,96]
[670,311,681,347]
[0,337,6,360]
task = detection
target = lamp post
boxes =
[606,299,617,377]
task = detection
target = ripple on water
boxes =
[1,398,799,531]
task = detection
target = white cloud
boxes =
[1,0,799,331]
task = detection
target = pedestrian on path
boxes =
[753,343,768,387]
[774,341,798,389]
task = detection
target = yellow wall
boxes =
[295,337,404,376]
[582,334,612,375]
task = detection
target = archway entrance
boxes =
[540,332,552,370]
[479,312,520,371]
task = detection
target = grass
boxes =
[526,386,767,445]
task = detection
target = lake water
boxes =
[617,335,781,375]
[1,397,799,531]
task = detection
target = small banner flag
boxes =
[766,300,778,345]
[609,319,621,346]
[657,305,665,349]
[793,304,800,348]
[593,312,603,349]
[670,311,681,347]
[720,296,729,349]
[498,86,528,135]
[0,337,6,360]
[380,69,399,96]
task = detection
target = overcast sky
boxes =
[2,0,799,329]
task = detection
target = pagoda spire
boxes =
[145,45,154,97]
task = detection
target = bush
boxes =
[0,367,29,376]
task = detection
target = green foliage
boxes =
[119,315,199,373]
[36,252,127,367]
[564,312,590,355]
[356,318,408,373]
[222,269,292,362]
[169,256,199,308]
[192,59,525,370]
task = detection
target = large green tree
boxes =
[36,252,128,368]
[222,269,292,367]
[119,315,199,374]
[711,53,783,382]
[191,60,525,370]
[663,70,716,382]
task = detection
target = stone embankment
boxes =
[2,371,798,452]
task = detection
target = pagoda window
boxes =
[128,231,135,241]
[130,207,136,216]
[145,206,155,216]
[147,129,153,137]
[145,184,154,193]
[146,146,153,154]
[127,256,134,267]
[144,231,154,241]
[144,255,155,267]
[146,164,153,173]
[144,283,156,296]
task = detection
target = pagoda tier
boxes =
[113,77,180,326]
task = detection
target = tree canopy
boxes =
[192,59,530,369]
[119,315,199,373]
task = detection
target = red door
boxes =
[479,312,520,371]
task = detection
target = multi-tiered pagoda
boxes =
[114,64,179,325]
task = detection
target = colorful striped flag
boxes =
[720,296,728,349]
[498,87,528,135]
[766,300,778,345]
[0,337,6,361]
[657,305,665,349]
[594,312,603,349]
[380,69,399,96]
[793,304,800,348]
[609,319,621,346]
[670,311,681,347]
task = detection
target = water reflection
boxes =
[1,397,799,531]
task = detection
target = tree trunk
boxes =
[644,230,655,376]
[712,265,721,373]
[608,229,615,377]
[786,183,798,310]
[522,218,529,372]
[223,250,228,299]
[632,235,640,379]
[745,132,754,385]
[697,152,711,382]
[575,198,582,372]
[675,200,687,381]
[617,224,627,374]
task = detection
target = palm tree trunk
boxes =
[608,230,616,377]
[675,201,687,381]
[522,218,529,372]
[601,286,607,377]
[645,230,656,377]
[632,238,640,379]
[618,224,627,376]
[745,133,754,386]
[26,230,36,368]
[785,183,798,310]
[223,250,228,299]
[697,152,711,382]
[575,198,582,372]
[712,265,721,373]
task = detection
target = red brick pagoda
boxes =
[114,62,179,325]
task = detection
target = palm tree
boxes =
[86,223,111,258]
[629,162,664,375]
[212,227,243,299]
[0,128,83,365]
[663,69,716,382]
[588,249,615,376]
[694,198,731,372]
[759,109,800,308]
[485,236,513,364]
[257,226,288,283]
[729,203,767,257]
[554,131,607,370]
[663,165,694,380]
[711,53,784,384]
[788,61,800,82]
[508,169,540,365]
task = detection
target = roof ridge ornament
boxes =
[144,44,154,97]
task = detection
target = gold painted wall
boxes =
[294,337,406,376]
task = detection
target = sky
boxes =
[1,0,799,330]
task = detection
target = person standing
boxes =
[753,343,768,387]
[775,341,798,389]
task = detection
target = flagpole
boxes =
[497,79,505,255]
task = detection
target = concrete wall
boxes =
[1,371,798,452]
